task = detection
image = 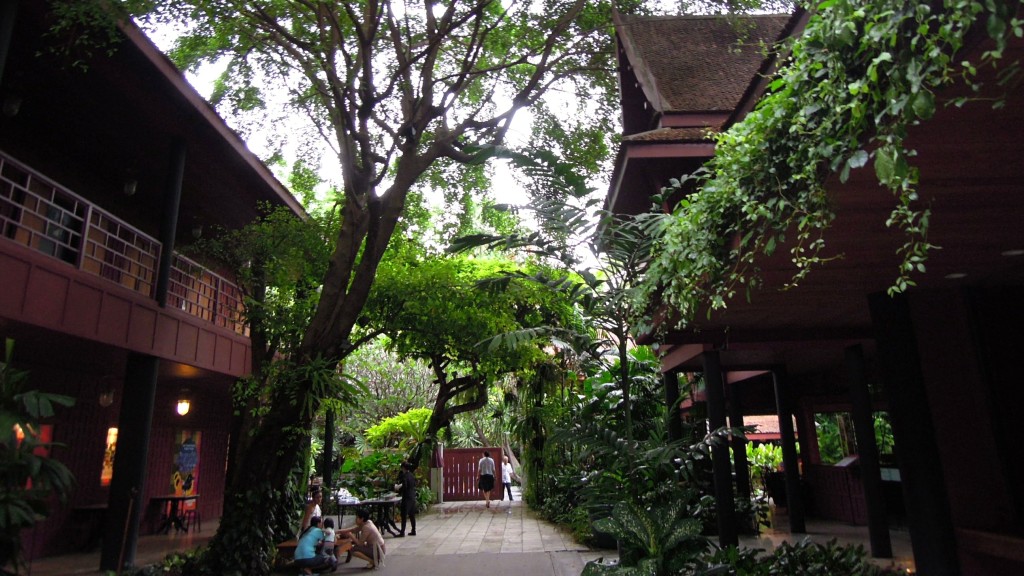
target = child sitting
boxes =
[321,517,338,561]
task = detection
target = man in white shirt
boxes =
[500,455,515,502]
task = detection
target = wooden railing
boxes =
[0,151,247,335]
[169,254,247,336]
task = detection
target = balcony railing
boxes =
[0,151,247,336]
[169,254,247,335]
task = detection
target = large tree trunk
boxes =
[203,375,318,575]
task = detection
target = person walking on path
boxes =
[395,461,417,536]
[477,451,496,508]
[500,455,515,502]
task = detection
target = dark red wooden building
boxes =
[608,8,1024,576]
[0,1,303,570]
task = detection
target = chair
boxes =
[181,500,201,532]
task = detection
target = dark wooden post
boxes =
[322,408,335,493]
[845,344,893,558]
[0,0,16,85]
[155,140,186,307]
[729,380,751,500]
[772,367,805,533]
[100,353,159,572]
[664,370,682,442]
[869,292,959,576]
[703,351,737,547]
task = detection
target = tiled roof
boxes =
[617,14,791,113]
[622,126,719,142]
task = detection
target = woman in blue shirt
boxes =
[294,516,334,575]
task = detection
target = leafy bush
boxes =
[1,340,75,574]
[416,484,434,512]
[690,540,902,576]
[582,500,707,576]
[128,547,204,576]
[335,450,403,499]
[364,408,432,450]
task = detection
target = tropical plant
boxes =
[362,254,581,464]
[582,500,707,576]
[337,339,437,437]
[335,451,404,500]
[691,539,902,575]
[745,442,782,494]
[364,408,432,451]
[0,340,75,575]
[814,412,855,465]
[451,147,661,441]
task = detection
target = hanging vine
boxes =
[638,0,1023,332]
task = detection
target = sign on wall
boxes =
[171,430,201,498]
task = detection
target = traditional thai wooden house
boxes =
[608,8,1024,575]
[0,1,302,570]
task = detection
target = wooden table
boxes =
[359,496,402,537]
[150,494,199,534]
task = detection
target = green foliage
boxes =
[583,500,707,576]
[451,147,661,441]
[362,252,582,456]
[690,539,901,575]
[415,484,434,512]
[128,547,204,576]
[873,411,895,458]
[0,340,75,574]
[814,413,854,465]
[185,204,334,363]
[745,443,782,493]
[335,339,437,443]
[641,0,1024,332]
[364,408,432,450]
[337,451,404,500]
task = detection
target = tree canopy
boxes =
[362,253,584,459]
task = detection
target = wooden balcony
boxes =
[0,150,247,335]
[0,150,251,376]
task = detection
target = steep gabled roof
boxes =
[615,13,792,115]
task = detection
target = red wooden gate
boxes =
[442,447,503,502]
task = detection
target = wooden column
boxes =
[845,344,893,558]
[664,370,682,442]
[728,380,751,500]
[155,140,186,307]
[322,408,335,493]
[772,367,806,533]
[100,353,159,572]
[869,292,959,576]
[703,351,737,547]
[0,0,16,85]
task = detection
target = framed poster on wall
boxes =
[172,430,201,501]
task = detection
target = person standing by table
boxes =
[300,489,323,532]
[394,461,417,536]
[338,508,385,570]
[500,455,515,502]
[477,450,496,508]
